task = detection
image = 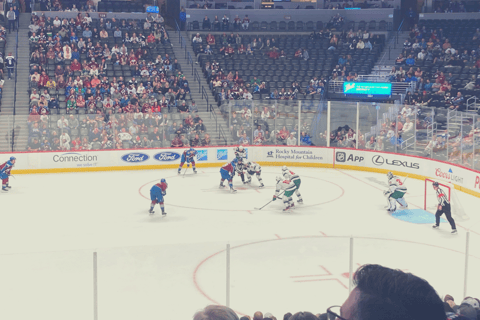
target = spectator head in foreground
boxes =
[194,305,239,320]
[328,264,446,320]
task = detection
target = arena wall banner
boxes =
[3,146,479,197]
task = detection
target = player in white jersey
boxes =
[281,166,303,203]
[244,161,264,187]
[234,146,247,160]
[273,176,297,211]
[384,172,408,211]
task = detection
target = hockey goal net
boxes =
[424,178,469,221]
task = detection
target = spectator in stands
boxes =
[449,92,465,111]
[300,132,313,146]
[239,132,250,145]
[171,135,183,147]
[222,15,229,31]
[395,53,406,65]
[287,133,297,146]
[332,264,445,320]
[201,133,211,146]
[202,16,211,30]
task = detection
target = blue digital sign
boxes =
[343,82,392,96]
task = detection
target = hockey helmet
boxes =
[432,181,439,187]
[387,172,393,179]
[189,147,194,151]
[282,165,288,172]
[246,161,251,167]
[161,178,166,183]
[237,146,244,152]
[10,156,16,161]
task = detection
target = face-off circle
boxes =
[138,169,345,212]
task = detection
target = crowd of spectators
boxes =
[26,12,211,150]
[194,264,480,320]
[388,22,480,113]
[38,0,97,12]
[432,0,478,13]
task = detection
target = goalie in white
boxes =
[384,172,408,212]
[234,146,247,160]
[282,166,303,204]
[244,161,264,187]
[273,176,297,211]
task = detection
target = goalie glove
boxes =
[384,189,392,197]
[162,191,166,196]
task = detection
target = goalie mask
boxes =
[387,172,393,180]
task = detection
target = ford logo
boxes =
[154,152,181,161]
[121,153,150,163]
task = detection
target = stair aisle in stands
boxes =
[0,15,30,152]
[169,30,235,146]
[371,31,410,77]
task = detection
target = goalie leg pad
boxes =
[396,197,408,208]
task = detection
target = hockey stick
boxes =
[182,165,189,178]
[254,191,284,210]
[402,175,408,184]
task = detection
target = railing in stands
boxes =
[201,85,209,109]
[209,103,218,132]
[375,18,404,74]
[218,124,227,146]
[175,19,188,59]
[467,96,478,113]
[193,68,201,93]
[187,51,194,76]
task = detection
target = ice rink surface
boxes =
[1,166,480,320]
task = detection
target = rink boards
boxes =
[3,146,480,198]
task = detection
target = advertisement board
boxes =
[3,146,479,197]
[343,82,392,96]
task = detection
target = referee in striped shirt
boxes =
[432,182,457,234]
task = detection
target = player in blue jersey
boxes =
[149,179,168,215]
[178,148,197,174]
[0,156,16,191]
[220,158,239,193]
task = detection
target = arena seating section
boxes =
[26,14,212,151]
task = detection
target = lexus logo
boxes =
[372,155,384,165]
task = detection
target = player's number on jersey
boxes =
[396,179,403,186]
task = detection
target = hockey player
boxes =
[178,147,197,174]
[432,181,457,234]
[384,172,408,212]
[220,158,238,193]
[235,159,247,183]
[244,161,264,187]
[281,166,303,203]
[0,156,16,191]
[149,178,168,215]
[273,176,297,211]
[234,146,247,160]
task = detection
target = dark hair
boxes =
[288,312,317,320]
[193,305,239,320]
[353,264,446,320]
[283,313,292,320]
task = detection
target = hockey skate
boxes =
[230,188,237,193]
[162,212,167,216]
[451,229,457,234]
[259,183,264,188]
[2,187,8,192]
[246,178,252,184]
[432,225,440,229]
[297,199,303,204]
[193,169,197,174]
[289,203,295,209]
[149,209,154,214]
[283,207,290,211]
[220,182,225,189]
